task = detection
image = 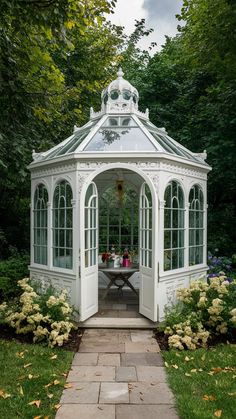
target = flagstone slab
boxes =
[60,382,100,404]
[124,342,159,353]
[136,366,167,382]
[116,405,179,419]
[98,353,120,366]
[79,343,125,353]
[130,331,156,344]
[99,382,129,404]
[129,381,175,404]
[56,404,115,419]
[121,353,163,367]
[118,331,131,343]
[67,366,115,382]
[72,353,98,366]
[116,366,137,382]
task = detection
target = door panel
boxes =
[139,182,157,321]
[80,182,98,321]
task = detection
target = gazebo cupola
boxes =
[101,67,139,113]
[29,68,211,323]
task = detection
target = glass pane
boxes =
[179,249,184,267]
[164,230,171,249]
[164,250,171,271]
[172,249,178,269]
[164,185,171,207]
[172,230,178,248]
[164,208,171,228]
[84,127,157,152]
[179,230,184,248]
[189,229,194,246]
[172,209,179,228]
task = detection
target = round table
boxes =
[99,266,139,299]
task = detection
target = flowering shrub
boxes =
[0,278,76,347]
[208,252,232,277]
[163,274,236,350]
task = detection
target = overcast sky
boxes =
[108,0,183,52]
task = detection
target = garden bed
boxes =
[0,324,83,352]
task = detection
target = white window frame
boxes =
[52,180,73,269]
[163,180,185,271]
[33,183,48,265]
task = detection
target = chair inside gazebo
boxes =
[94,168,143,318]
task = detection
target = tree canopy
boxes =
[0,0,235,257]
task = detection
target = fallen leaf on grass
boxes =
[185,373,191,377]
[172,364,179,369]
[185,356,190,362]
[212,368,223,374]
[44,383,52,388]
[202,395,216,401]
[54,404,61,410]
[164,362,169,368]
[50,355,58,360]
[61,373,67,377]
[28,374,33,379]
[53,380,60,386]
[24,363,32,369]
[0,389,11,399]
[28,400,41,408]
[47,394,54,399]
[64,383,73,389]
[214,410,222,417]
[228,392,236,396]
[34,416,42,419]
[201,354,206,361]
[16,351,25,358]
[18,385,24,395]
[190,369,197,373]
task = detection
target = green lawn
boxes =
[0,339,73,418]
[163,344,236,419]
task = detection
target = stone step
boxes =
[78,317,158,329]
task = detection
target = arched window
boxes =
[33,183,48,265]
[189,185,204,265]
[52,180,73,269]
[164,181,185,271]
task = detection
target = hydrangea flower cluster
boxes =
[0,278,75,347]
[164,274,236,350]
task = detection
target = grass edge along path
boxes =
[0,339,73,418]
[162,344,236,419]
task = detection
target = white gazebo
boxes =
[29,68,211,323]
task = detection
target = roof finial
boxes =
[117,67,124,79]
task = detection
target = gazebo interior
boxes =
[94,168,144,318]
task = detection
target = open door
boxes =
[139,182,157,321]
[80,182,98,321]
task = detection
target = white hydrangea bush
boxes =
[0,278,76,347]
[163,274,236,350]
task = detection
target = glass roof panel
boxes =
[84,125,157,152]
[140,119,201,162]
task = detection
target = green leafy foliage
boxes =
[0,0,123,256]
[0,255,29,301]
[127,1,236,255]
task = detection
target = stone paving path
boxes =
[56,329,179,419]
